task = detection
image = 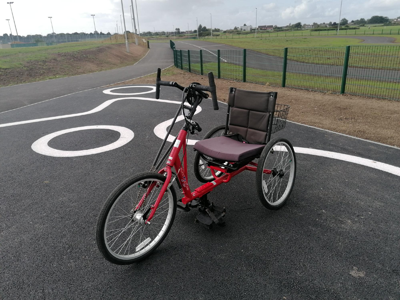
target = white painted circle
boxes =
[32,125,134,157]
[103,86,156,96]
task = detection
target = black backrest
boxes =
[227,88,277,144]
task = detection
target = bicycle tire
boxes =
[256,138,296,210]
[96,172,177,264]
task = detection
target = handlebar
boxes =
[155,68,218,110]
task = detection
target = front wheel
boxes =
[96,172,177,264]
[256,138,296,210]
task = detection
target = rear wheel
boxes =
[194,125,226,183]
[96,172,177,264]
[256,138,296,210]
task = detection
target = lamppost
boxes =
[48,16,55,42]
[135,0,140,36]
[120,0,129,53]
[6,19,13,43]
[210,13,213,37]
[91,14,97,40]
[337,0,343,35]
[7,2,19,41]
[196,17,199,39]
[130,0,138,45]
[48,17,55,33]
[255,8,258,38]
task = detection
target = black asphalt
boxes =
[1,81,399,299]
[175,40,400,83]
[0,42,173,113]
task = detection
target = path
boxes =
[0,42,173,113]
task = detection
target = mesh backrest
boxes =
[227,88,277,144]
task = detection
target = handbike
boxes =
[96,68,297,264]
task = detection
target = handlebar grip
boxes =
[155,68,161,99]
[208,72,218,110]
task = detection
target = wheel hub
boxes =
[272,168,285,178]
[133,211,145,224]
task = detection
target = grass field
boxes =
[173,34,400,70]
[186,61,399,100]
[201,25,400,39]
[0,33,145,70]
[0,40,148,87]
[0,41,107,69]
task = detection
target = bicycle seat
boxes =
[194,136,264,162]
[194,88,278,162]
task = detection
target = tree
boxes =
[367,15,389,24]
[175,28,180,34]
[293,22,302,29]
[340,18,348,26]
[357,18,367,25]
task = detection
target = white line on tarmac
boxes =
[295,147,400,177]
[1,86,398,177]
[178,41,228,62]
[31,125,134,157]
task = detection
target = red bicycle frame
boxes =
[144,128,271,222]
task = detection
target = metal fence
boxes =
[172,43,400,101]
[201,28,400,39]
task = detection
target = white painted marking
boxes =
[271,145,400,177]
[294,147,400,177]
[0,96,181,128]
[31,125,134,157]
[103,86,155,96]
[1,84,398,177]
[178,41,228,62]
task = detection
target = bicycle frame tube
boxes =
[146,129,273,221]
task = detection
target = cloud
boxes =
[364,0,400,10]
[281,0,318,20]
[263,3,277,10]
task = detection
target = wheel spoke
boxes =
[98,173,176,264]
[257,139,296,209]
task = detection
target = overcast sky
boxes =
[1,0,400,36]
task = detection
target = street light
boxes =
[6,19,13,43]
[135,0,140,36]
[7,2,19,41]
[255,8,257,38]
[48,16,55,42]
[48,16,55,34]
[210,13,213,37]
[337,0,343,35]
[91,14,97,40]
[196,17,199,39]
[130,0,138,45]
[120,0,129,53]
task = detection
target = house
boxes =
[303,24,313,29]
[258,25,274,31]
[240,25,252,31]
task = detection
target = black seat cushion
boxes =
[194,136,265,162]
